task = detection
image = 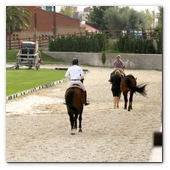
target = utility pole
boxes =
[34,6,37,42]
[53,6,56,38]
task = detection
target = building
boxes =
[45,6,53,12]
[7,6,86,49]
[83,7,90,12]
[38,6,54,12]
[73,6,90,23]
[80,21,99,33]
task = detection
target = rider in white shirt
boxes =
[65,58,90,106]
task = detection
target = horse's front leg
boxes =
[128,91,133,111]
[123,91,128,109]
[78,113,82,132]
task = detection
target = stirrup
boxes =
[85,101,90,106]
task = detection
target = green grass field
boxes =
[6,68,66,96]
[6,48,71,64]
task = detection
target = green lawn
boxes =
[6,68,66,96]
[6,48,71,64]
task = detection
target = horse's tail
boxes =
[66,89,74,106]
[126,77,147,97]
[66,89,79,114]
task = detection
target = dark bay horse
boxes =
[65,83,85,135]
[121,74,147,111]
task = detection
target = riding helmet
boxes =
[72,58,78,65]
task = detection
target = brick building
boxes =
[8,6,85,43]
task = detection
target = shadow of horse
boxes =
[121,74,147,111]
[65,84,85,135]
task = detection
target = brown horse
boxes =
[65,83,85,135]
[121,74,147,111]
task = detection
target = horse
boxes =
[121,74,147,111]
[65,79,85,135]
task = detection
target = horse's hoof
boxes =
[79,129,82,132]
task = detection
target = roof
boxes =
[49,11,70,18]
[80,23,100,33]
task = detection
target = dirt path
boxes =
[6,65,162,162]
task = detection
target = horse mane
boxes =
[126,74,136,80]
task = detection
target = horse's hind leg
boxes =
[123,91,128,109]
[74,114,78,130]
[78,113,82,132]
[69,114,75,135]
[128,92,133,111]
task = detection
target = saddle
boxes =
[67,84,86,97]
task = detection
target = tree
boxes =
[103,7,150,30]
[103,7,122,30]
[157,6,163,27]
[60,6,74,17]
[86,6,110,30]
[144,9,153,28]
[6,6,31,49]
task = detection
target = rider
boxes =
[113,55,125,76]
[109,55,125,82]
[64,58,90,106]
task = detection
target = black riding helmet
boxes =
[72,58,78,65]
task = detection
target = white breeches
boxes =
[68,81,86,91]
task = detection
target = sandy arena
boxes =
[6,65,162,162]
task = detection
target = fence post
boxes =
[9,38,11,50]
[48,35,50,43]
[39,36,41,47]
[18,38,20,49]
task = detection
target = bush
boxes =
[49,33,107,53]
[101,52,106,64]
[114,33,156,54]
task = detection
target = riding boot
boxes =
[84,91,90,106]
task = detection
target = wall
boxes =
[42,51,162,70]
